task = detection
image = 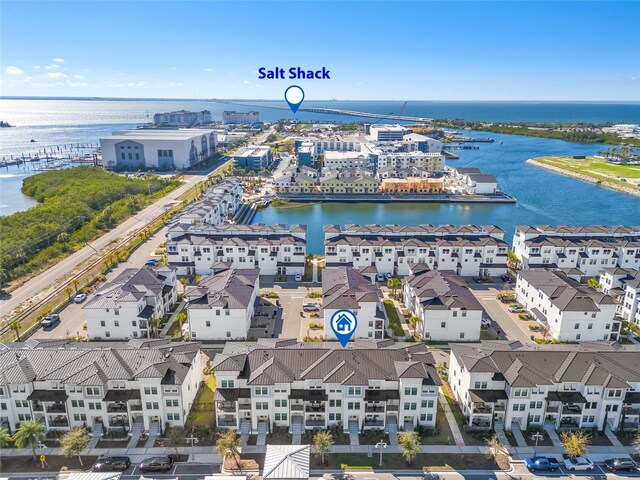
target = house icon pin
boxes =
[335,313,352,332]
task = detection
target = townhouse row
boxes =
[0,339,201,434]
[449,341,640,432]
[211,338,441,433]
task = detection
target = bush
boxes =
[266,292,280,299]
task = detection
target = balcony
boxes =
[129,403,142,411]
[623,407,640,415]
[365,405,385,413]
[291,404,304,411]
[494,404,506,412]
[472,404,492,414]
[305,404,325,413]
[48,416,69,427]
[305,418,325,427]
[108,418,129,428]
[467,417,491,429]
[546,405,559,413]
[238,402,252,411]
[107,402,128,413]
[364,419,384,428]
[216,402,237,413]
[217,416,237,427]
[561,405,583,415]
[386,404,399,411]
[46,403,66,413]
[32,403,44,412]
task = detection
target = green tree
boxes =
[398,431,421,464]
[560,430,590,458]
[12,420,46,459]
[485,433,509,466]
[59,427,90,466]
[312,430,334,465]
[165,427,185,454]
[71,278,80,293]
[149,317,163,338]
[409,316,423,338]
[216,429,241,467]
[506,250,521,269]
[9,321,21,341]
[175,311,187,331]
[387,277,402,299]
[587,278,601,290]
[65,286,74,299]
[0,427,12,448]
[56,232,70,244]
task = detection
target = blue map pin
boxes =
[330,309,358,347]
[284,85,305,113]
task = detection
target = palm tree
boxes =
[149,317,162,338]
[64,286,74,300]
[398,431,421,465]
[313,430,334,465]
[506,251,521,270]
[71,278,80,293]
[0,427,12,448]
[408,316,423,338]
[216,429,241,468]
[9,321,21,341]
[12,420,46,459]
[387,277,402,300]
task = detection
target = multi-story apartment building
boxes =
[223,111,260,124]
[166,224,307,276]
[369,125,406,141]
[273,166,319,194]
[376,152,443,175]
[185,268,259,340]
[323,266,385,340]
[0,338,202,434]
[403,267,483,341]
[233,146,273,170]
[324,224,509,277]
[512,225,640,277]
[174,178,242,226]
[449,341,640,432]
[599,267,640,326]
[515,269,620,342]
[379,177,444,194]
[84,266,178,340]
[323,151,371,170]
[319,169,379,194]
[211,338,441,433]
[153,110,212,127]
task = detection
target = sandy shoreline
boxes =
[526,159,640,199]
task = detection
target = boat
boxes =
[30,139,36,142]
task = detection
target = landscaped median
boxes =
[527,155,640,197]
[313,453,502,471]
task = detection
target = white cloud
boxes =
[255,84,264,89]
[73,74,85,79]
[169,82,184,87]
[203,68,214,72]
[170,66,177,71]
[52,58,65,63]
[68,81,89,87]
[45,64,60,70]
[46,72,67,78]
[6,66,24,75]
[243,80,251,85]
[33,65,41,70]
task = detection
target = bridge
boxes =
[217,100,432,123]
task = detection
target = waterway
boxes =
[254,131,640,254]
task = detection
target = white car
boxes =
[564,457,594,471]
[294,274,302,281]
[481,316,492,326]
[74,293,87,303]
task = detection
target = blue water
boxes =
[1,98,639,219]
[254,131,640,253]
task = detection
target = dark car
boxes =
[501,274,510,282]
[139,456,174,472]
[92,456,131,471]
[604,457,638,472]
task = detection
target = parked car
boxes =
[139,456,174,472]
[481,316,492,326]
[384,273,392,280]
[508,305,525,313]
[500,274,510,282]
[604,457,639,472]
[40,314,60,328]
[524,457,560,472]
[73,293,87,303]
[144,258,159,266]
[294,273,302,281]
[376,273,386,282]
[302,302,319,312]
[92,456,131,471]
[499,295,516,304]
[564,457,594,471]
[472,276,483,283]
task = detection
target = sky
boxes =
[1,1,639,101]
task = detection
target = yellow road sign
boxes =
[40,454,46,462]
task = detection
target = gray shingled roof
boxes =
[0,339,200,386]
[186,268,258,310]
[212,338,440,386]
[406,270,482,311]
[323,266,381,310]
[451,341,640,389]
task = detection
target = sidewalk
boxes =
[438,393,465,446]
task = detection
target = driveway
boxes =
[469,286,534,344]
[260,282,322,340]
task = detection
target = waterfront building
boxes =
[0,338,202,434]
[166,223,307,276]
[323,266,385,340]
[297,142,315,167]
[402,133,443,153]
[173,178,242,226]
[274,166,319,194]
[83,266,178,340]
[448,341,640,431]
[185,268,259,340]
[319,168,378,194]
[403,267,483,341]
[369,125,406,142]
[512,225,640,277]
[377,166,431,179]
[379,177,444,194]
[376,152,443,175]
[223,111,260,124]
[153,110,212,127]
[515,269,620,342]
[323,151,371,170]
[324,224,509,277]
[233,145,273,170]
[211,338,441,432]
[599,267,640,326]
[100,128,218,170]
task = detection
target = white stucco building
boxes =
[100,128,218,170]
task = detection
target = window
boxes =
[221,380,234,388]
[166,399,179,407]
[15,400,28,408]
[86,387,100,396]
[274,413,288,421]
[460,333,465,339]
[347,402,360,410]
[403,402,417,410]
[255,402,268,410]
[474,381,487,389]
[426,414,433,421]
[167,413,180,421]
[144,387,158,395]
[274,399,288,407]
[404,387,418,396]
[71,400,85,408]
[440,322,446,328]
[254,386,268,395]
[347,387,362,396]
[329,399,342,408]
[529,401,543,409]
[607,389,622,398]
[73,414,87,421]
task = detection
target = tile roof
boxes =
[323,266,381,310]
[406,270,482,311]
[186,268,258,310]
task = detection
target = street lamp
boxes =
[374,439,387,467]
[531,432,544,458]
[185,434,199,461]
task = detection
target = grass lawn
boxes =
[383,300,405,336]
[313,453,500,471]
[421,402,455,445]
[532,156,640,193]
[187,374,216,427]
[441,381,491,446]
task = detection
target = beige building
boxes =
[380,177,444,194]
